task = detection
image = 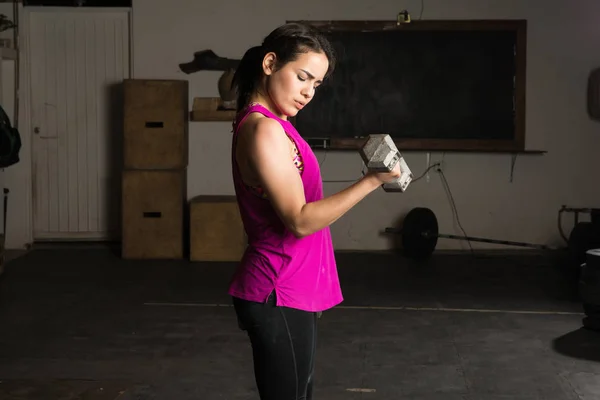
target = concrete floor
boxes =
[0,246,599,399]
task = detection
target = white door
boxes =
[29,8,130,240]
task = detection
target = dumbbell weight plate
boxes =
[568,222,600,270]
[401,207,439,259]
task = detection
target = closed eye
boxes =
[299,69,323,85]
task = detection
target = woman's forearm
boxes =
[292,174,381,237]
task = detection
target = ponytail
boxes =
[231,45,265,112]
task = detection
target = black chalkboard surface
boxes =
[290,20,527,152]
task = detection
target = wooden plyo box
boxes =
[123,79,189,170]
[189,195,246,262]
[122,170,186,259]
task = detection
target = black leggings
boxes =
[233,292,318,400]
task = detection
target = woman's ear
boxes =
[262,52,277,76]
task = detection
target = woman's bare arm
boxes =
[245,117,398,238]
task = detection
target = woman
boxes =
[229,22,402,400]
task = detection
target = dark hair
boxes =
[231,22,336,112]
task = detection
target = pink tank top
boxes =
[228,103,343,312]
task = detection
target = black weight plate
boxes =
[579,280,600,306]
[580,262,600,285]
[583,303,600,317]
[569,222,600,269]
[591,208,600,235]
[401,207,438,259]
[586,249,600,270]
[580,250,600,308]
[582,316,600,332]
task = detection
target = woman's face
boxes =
[262,50,329,119]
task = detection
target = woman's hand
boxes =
[365,161,403,185]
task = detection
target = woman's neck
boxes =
[248,91,286,120]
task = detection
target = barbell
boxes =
[384,207,554,259]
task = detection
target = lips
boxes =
[295,100,305,109]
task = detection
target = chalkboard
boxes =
[290,20,527,152]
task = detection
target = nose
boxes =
[301,85,313,99]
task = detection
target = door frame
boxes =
[22,5,134,243]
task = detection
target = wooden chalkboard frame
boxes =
[287,19,528,153]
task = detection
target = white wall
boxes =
[131,0,600,251]
[5,0,600,251]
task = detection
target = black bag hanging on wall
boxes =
[0,103,21,169]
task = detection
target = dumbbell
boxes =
[359,134,413,192]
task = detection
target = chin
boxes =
[287,103,304,117]
[277,104,298,118]
[273,99,301,118]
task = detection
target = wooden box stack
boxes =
[121,79,188,259]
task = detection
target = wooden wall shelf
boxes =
[305,137,547,154]
[190,97,236,121]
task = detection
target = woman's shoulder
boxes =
[238,113,288,149]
